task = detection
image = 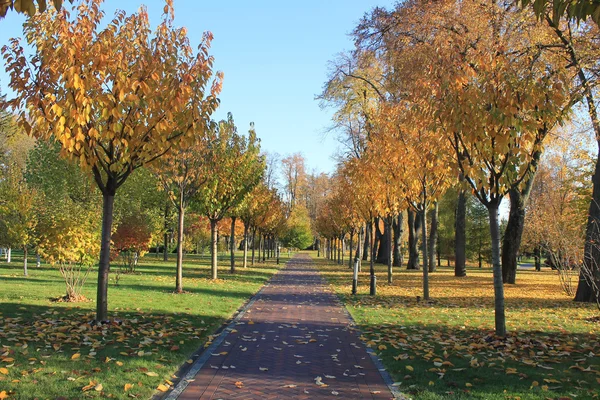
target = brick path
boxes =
[174,253,395,399]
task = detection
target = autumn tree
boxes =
[196,114,264,279]
[2,0,222,321]
[154,127,211,292]
[0,0,69,19]
[281,153,307,209]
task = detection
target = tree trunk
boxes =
[545,16,600,304]
[243,223,249,268]
[386,216,393,283]
[96,189,115,322]
[23,246,28,277]
[210,219,218,279]
[535,246,542,271]
[488,202,506,337]
[393,212,405,267]
[230,217,236,273]
[262,234,266,262]
[363,225,370,261]
[175,199,185,293]
[369,220,376,296]
[429,202,438,272]
[421,207,429,300]
[251,228,256,266]
[577,138,600,302]
[36,252,40,268]
[349,231,354,269]
[376,217,389,264]
[7,247,11,263]
[455,189,467,277]
[502,188,526,284]
[407,209,420,270]
[356,226,363,272]
[163,200,169,262]
[317,237,320,257]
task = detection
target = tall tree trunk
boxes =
[262,234,266,262]
[36,251,40,268]
[376,217,389,264]
[545,15,600,303]
[356,226,363,272]
[341,236,345,266]
[407,209,420,270]
[251,228,256,266]
[393,212,405,267]
[386,216,393,283]
[369,220,376,296]
[317,237,320,257]
[230,217,236,273]
[455,189,467,277]
[535,246,542,271]
[6,248,10,263]
[163,200,169,262]
[175,197,185,293]
[96,188,115,322]
[23,246,28,277]
[488,202,506,337]
[349,231,354,269]
[502,145,541,284]
[363,226,370,261]
[502,188,525,284]
[421,207,429,300]
[243,223,249,268]
[210,219,218,279]
[429,202,438,272]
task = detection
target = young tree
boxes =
[154,128,211,292]
[2,0,222,321]
[196,114,264,279]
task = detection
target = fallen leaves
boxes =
[235,381,244,388]
[156,384,169,392]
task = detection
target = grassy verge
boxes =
[0,251,287,399]
[313,253,600,400]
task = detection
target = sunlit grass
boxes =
[314,253,600,399]
[0,251,286,399]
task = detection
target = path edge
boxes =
[163,266,282,399]
[312,257,409,400]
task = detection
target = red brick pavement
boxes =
[174,253,396,399]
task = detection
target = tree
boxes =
[0,0,69,19]
[0,119,36,275]
[2,0,222,321]
[281,205,313,250]
[281,153,307,209]
[154,127,211,292]
[196,114,264,279]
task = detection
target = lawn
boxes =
[313,254,600,400]
[0,250,286,399]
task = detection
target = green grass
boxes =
[312,253,600,400]
[0,250,287,399]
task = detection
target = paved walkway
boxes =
[173,254,395,399]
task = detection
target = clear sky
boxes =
[0,0,396,174]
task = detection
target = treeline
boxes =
[0,1,303,322]
[313,0,600,336]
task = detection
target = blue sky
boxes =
[0,0,395,174]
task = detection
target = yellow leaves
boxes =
[145,371,159,377]
[0,391,8,400]
[71,353,80,360]
[405,365,414,372]
[0,368,8,375]
[465,382,473,387]
[234,381,244,388]
[124,383,134,392]
[81,380,97,392]
[505,367,518,375]
[377,344,387,351]
[156,384,169,392]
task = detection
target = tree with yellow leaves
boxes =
[2,0,222,321]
